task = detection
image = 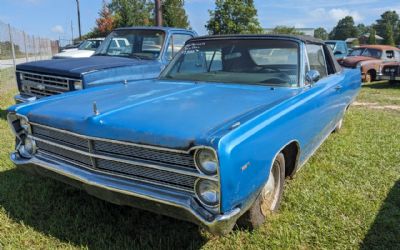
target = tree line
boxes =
[85,0,400,46]
[314,11,400,46]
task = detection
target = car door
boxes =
[299,44,346,159]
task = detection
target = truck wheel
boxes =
[237,153,285,230]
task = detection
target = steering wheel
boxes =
[255,66,281,73]
[261,73,292,84]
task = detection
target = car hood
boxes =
[16,56,157,78]
[339,56,379,66]
[11,80,301,149]
[53,50,95,59]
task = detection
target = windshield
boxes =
[78,40,102,51]
[94,29,165,60]
[160,39,299,87]
[326,42,336,50]
[349,48,382,59]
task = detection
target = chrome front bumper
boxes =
[10,152,241,235]
[14,94,37,104]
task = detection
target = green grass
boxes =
[0,82,399,249]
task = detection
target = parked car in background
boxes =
[325,40,349,59]
[14,27,197,103]
[378,62,400,84]
[338,45,400,83]
[7,34,361,235]
[58,42,81,52]
[53,38,104,59]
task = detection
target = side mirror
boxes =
[305,70,321,85]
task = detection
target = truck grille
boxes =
[31,124,209,192]
[18,71,79,98]
[383,65,400,75]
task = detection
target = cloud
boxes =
[328,8,363,22]
[51,25,64,34]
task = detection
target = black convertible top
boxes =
[188,34,325,45]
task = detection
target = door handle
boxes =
[335,85,342,91]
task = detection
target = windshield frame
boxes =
[159,38,302,88]
[94,29,166,60]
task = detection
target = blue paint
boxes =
[15,27,197,95]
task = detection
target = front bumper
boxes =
[14,94,37,104]
[10,152,241,235]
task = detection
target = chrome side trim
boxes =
[32,136,218,182]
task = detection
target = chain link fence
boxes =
[0,20,59,93]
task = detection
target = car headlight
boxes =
[195,148,218,176]
[73,80,83,90]
[195,179,220,207]
[18,136,36,158]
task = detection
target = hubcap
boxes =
[260,160,281,216]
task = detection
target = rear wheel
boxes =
[237,153,285,230]
[333,118,343,133]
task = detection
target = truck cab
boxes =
[325,40,349,59]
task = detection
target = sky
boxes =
[1,0,399,41]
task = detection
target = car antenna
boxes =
[93,101,100,115]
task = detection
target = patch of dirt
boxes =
[353,102,400,111]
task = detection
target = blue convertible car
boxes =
[7,35,361,235]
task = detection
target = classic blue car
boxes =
[7,35,361,235]
[14,27,196,103]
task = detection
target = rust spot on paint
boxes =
[241,162,251,171]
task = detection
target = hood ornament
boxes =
[93,101,100,115]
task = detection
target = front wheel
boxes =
[237,153,285,230]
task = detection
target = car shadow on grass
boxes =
[362,81,400,90]
[360,180,400,249]
[0,108,7,121]
[0,168,207,249]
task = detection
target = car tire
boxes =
[333,118,343,133]
[237,153,285,230]
[389,80,397,85]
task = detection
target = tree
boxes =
[206,0,263,35]
[374,11,399,41]
[94,0,115,36]
[109,0,153,27]
[269,26,305,35]
[357,23,371,36]
[384,23,395,46]
[368,29,376,45]
[329,16,358,40]
[162,0,190,28]
[314,27,328,40]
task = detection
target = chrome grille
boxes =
[18,71,79,98]
[31,124,205,192]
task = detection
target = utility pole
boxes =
[71,20,74,44]
[155,0,162,26]
[75,0,82,40]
